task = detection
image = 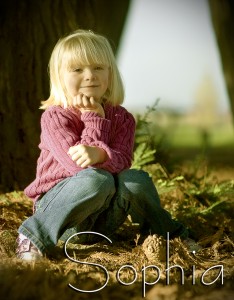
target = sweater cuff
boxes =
[81,112,111,131]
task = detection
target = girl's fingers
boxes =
[68,145,91,167]
[73,94,98,108]
[68,144,84,157]
[73,94,84,107]
[68,146,77,156]
[89,97,98,108]
[76,157,90,168]
[82,95,90,107]
[71,152,82,162]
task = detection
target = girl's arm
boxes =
[41,105,135,174]
[40,107,85,174]
[67,95,135,173]
[74,108,136,173]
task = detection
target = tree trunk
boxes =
[0,0,130,192]
[209,0,234,123]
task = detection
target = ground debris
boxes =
[0,165,233,300]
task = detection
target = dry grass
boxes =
[0,162,234,300]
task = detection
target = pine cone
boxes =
[142,235,166,262]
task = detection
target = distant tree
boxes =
[0,0,130,191]
[193,74,219,148]
[209,0,234,124]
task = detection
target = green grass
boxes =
[168,123,234,148]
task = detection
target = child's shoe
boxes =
[16,234,43,261]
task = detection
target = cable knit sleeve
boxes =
[79,111,112,145]
[40,106,83,174]
[41,105,135,175]
[81,106,136,174]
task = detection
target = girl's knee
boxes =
[74,168,115,193]
[118,169,152,185]
[118,169,159,198]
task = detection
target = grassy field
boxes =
[169,123,234,148]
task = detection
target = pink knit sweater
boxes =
[24,104,136,202]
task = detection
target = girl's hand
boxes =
[73,94,105,118]
[68,144,108,168]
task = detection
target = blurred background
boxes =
[117,0,234,172]
[0,0,233,191]
[118,0,229,113]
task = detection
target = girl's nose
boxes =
[84,68,95,80]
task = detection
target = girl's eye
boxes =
[73,68,82,72]
[94,66,103,70]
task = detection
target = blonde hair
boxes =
[41,29,124,109]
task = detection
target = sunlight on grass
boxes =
[169,122,234,147]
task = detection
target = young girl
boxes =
[17,29,192,261]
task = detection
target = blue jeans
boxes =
[18,168,188,254]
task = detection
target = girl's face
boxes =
[63,64,109,103]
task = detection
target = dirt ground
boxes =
[0,148,233,300]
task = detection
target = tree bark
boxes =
[0,0,130,191]
[209,0,234,123]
